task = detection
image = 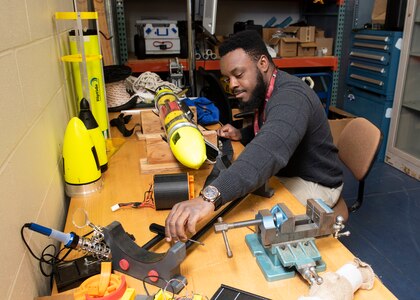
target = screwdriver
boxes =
[148,223,205,248]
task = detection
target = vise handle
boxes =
[214,217,262,258]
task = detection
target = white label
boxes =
[385,108,392,118]
[395,38,402,50]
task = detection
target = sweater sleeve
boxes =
[240,124,254,145]
[210,74,313,204]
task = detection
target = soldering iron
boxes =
[24,222,111,260]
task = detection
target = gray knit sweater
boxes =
[211,69,343,205]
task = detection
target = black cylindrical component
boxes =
[153,173,191,210]
[149,223,166,236]
[142,234,165,250]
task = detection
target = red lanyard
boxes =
[254,69,278,135]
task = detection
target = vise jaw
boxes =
[257,198,337,247]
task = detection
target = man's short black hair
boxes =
[219,30,274,64]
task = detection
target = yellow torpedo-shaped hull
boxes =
[169,125,207,169]
[62,117,102,196]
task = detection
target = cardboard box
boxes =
[316,29,325,38]
[372,0,387,25]
[297,26,316,42]
[283,26,299,36]
[283,26,316,42]
[262,28,282,45]
[277,37,299,57]
[297,42,317,57]
[316,37,334,56]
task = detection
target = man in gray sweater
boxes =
[165,30,343,243]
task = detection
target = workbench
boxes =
[58,111,396,299]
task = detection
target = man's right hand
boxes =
[165,197,215,243]
[217,124,242,141]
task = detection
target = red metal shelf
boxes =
[126,56,338,73]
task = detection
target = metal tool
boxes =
[214,198,350,285]
[169,57,184,88]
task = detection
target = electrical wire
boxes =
[20,224,94,288]
[142,275,209,300]
[142,275,175,297]
[112,184,155,211]
[99,30,113,40]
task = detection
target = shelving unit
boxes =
[386,0,420,180]
[126,55,338,73]
[115,0,345,99]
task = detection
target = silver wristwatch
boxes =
[200,185,222,210]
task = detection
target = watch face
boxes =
[203,185,219,201]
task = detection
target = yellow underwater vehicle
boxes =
[154,87,207,169]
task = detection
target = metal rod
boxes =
[146,223,207,249]
[226,219,262,230]
[187,0,196,95]
[142,232,165,250]
[219,217,233,258]
[143,196,245,250]
[186,197,244,248]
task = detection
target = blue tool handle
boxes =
[264,16,277,28]
[275,16,293,28]
[28,222,74,247]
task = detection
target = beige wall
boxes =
[0,1,75,299]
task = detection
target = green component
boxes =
[245,233,326,282]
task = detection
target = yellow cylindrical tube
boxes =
[69,30,109,138]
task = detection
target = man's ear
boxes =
[258,55,270,73]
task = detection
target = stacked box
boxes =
[262,26,333,57]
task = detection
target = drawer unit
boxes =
[344,30,402,161]
[344,87,393,161]
[346,30,402,95]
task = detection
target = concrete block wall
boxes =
[0,1,75,299]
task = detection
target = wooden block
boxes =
[140,158,188,174]
[138,107,218,173]
[140,109,162,135]
[139,158,213,174]
[140,131,217,174]
[144,131,217,164]
[146,136,178,164]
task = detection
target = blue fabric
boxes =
[182,97,219,125]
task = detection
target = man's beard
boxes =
[240,70,267,112]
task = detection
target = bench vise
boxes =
[214,198,350,285]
